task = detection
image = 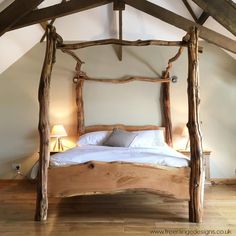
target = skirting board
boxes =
[210,178,236,185]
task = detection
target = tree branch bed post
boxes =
[187,26,204,223]
[35,25,56,221]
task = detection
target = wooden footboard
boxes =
[48,162,190,200]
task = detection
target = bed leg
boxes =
[35,170,48,221]
[187,26,204,223]
[188,155,204,223]
[35,25,56,221]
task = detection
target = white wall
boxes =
[0,41,235,179]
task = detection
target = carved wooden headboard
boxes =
[75,76,172,146]
[85,124,165,133]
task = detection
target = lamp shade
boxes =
[50,125,67,138]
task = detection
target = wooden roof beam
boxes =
[113,0,125,61]
[124,0,236,53]
[182,0,198,22]
[9,0,113,31]
[182,0,209,25]
[0,0,44,37]
[39,0,66,42]
[192,0,236,36]
[197,11,209,25]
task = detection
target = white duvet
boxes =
[50,145,189,168]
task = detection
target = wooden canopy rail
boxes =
[57,38,186,50]
[74,76,170,84]
[69,40,185,143]
[36,25,204,223]
[74,74,173,145]
[56,38,203,53]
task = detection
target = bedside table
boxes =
[178,150,212,182]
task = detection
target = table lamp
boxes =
[50,124,67,151]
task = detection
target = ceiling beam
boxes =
[10,0,112,31]
[39,0,66,42]
[197,11,209,25]
[182,0,198,22]
[192,0,236,36]
[113,0,125,61]
[124,0,236,53]
[182,0,209,25]
[0,0,44,37]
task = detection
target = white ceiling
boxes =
[0,0,235,74]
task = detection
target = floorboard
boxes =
[0,181,235,235]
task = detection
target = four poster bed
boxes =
[36,25,204,223]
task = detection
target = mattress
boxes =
[50,145,189,168]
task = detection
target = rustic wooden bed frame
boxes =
[48,125,190,200]
[36,25,204,223]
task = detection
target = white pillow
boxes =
[77,131,111,146]
[130,130,166,148]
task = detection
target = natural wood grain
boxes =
[57,38,186,50]
[192,0,236,36]
[161,81,172,147]
[178,150,211,181]
[197,11,210,25]
[1,182,236,235]
[160,45,184,147]
[182,0,198,22]
[164,46,184,78]
[76,79,85,136]
[187,27,204,223]
[39,0,66,42]
[113,0,125,60]
[124,0,236,53]
[211,178,236,185]
[84,124,165,134]
[48,162,190,200]
[0,0,44,37]
[76,76,170,84]
[10,0,113,31]
[118,8,123,61]
[35,25,56,221]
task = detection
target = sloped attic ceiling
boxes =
[0,0,235,74]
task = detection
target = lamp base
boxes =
[53,137,64,152]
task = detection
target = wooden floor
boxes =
[0,181,236,236]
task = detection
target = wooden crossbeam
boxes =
[57,38,187,50]
[9,0,112,31]
[118,9,123,61]
[78,76,170,84]
[0,0,44,37]
[197,11,209,25]
[182,0,209,25]
[124,0,236,53]
[192,0,236,36]
[182,0,198,22]
[39,0,66,42]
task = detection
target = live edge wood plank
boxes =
[35,25,56,221]
[48,162,190,200]
[84,124,165,134]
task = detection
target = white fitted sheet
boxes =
[50,145,189,168]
